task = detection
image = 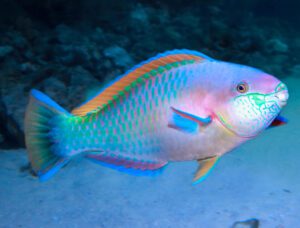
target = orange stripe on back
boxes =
[71,52,206,116]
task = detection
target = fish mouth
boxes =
[274,82,289,107]
[275,93,288,107]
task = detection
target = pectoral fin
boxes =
[168,107,212,134]
[193,156,219,184]
[269,115,288,128]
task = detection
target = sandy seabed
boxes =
[0,77,299,228]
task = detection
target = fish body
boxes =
[54,61,244,161]
[25,50,289,182]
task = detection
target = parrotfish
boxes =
[25,49,289,183]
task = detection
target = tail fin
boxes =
[25,89,70,181]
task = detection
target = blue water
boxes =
[0,1,299,227]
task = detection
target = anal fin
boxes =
[86,152,167,176]
[193,156,219,184]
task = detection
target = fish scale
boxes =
[61,66,186,158]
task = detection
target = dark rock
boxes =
[0,46,13,59]
[0,131,4,145]
[290,65,300,77]
[103,46,134,68]
[55,24,82,44]
[2,84,27,131]
[39,77,68,107]
[0,100,25,149]
[67,66,100,107]
[57,45,91,66]
[91,27,106,43]
[129,4,150,31]
[232,218,260,228]
[6,31,28,50]
[283,189,291,193]
[35,66,100,109]
[20,62,37,73]
[130,4,149,22]
[266,38,289,54]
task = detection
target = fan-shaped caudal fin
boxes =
[71,50,214,116]
[25,89,71,181]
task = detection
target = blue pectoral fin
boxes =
[168,107,212,134]
[268,115,288,129]
[193,156,219,185]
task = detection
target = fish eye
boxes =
[236,82,248,93]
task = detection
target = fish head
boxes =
[212,62,289,138]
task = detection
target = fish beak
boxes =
[275,83,289,107]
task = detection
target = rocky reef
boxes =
[0,0,299,148]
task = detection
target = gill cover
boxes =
[217,92,282,137]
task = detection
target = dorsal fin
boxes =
[71,49,214,116]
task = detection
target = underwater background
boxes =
[0,0,299,227]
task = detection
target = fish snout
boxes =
[275,83,289,107]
